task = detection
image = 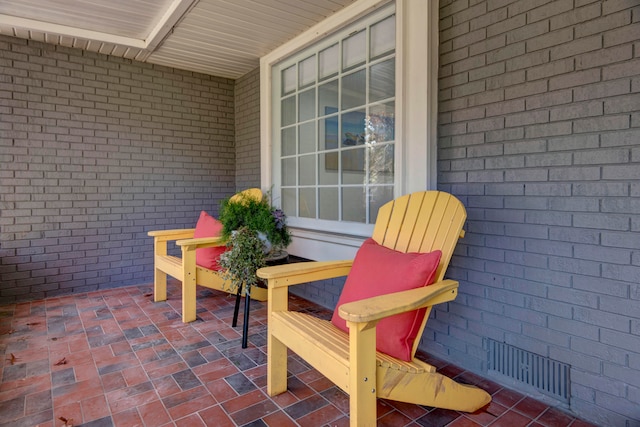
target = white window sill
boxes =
[286,227,367,261]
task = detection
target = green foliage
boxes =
[217,191,291,296]
[218,227,265,295]
[219,192,291,250]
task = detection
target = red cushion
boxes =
[331,238,442,361]
[194,211,226,271]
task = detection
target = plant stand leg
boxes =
[232,286,242,327]
[242,290,251,348]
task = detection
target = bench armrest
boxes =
[338,280,459,324]
[257,260,353,288]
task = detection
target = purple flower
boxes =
[272,209,286,230]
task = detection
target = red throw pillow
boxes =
[193,211,226,271]
[331,238,442,361]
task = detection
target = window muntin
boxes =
[273,7,396,234]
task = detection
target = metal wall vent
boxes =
[486,339,570,403]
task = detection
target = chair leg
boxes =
[267,333,288,396]
[349,321,378,427]
[267,286,289,396]
[181,249,197,323]
[154,268,167,302]
[377,369,491,412]
[182,280,197,323]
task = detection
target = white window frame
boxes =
[260,0,438,261]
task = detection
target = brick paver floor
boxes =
[0,281,598,427]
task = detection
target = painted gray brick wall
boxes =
[0,35,236,303]
[436,1,639,426]
[234,67,261,191]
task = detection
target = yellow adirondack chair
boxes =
[257,191,491,426]
[148,188,267,323]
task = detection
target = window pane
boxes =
[368,143,394,184]
[319,43,339,79]
[341,109,366,146]
[282,188,296,216]
[299,154,316,186]
[281,158,296,186]
[369,58,395,102]
[342,30,366,70]
[282,65,296,95]
[342,187,365,223]
[273,4,396,232]
[299,55,316,88]
[299,88,315,122]
[369,186,394,223]
[299,122,315,154]
[319,187,339,220]
[341,70,366,110]
[318,79,338,116]
[319,117,338,150]
[319,152,338,184]
[341,148,365,185]
[281,96,296,127]
[370,15,395,59]
[281,127,296,156]
[299,188,316,218]
[367,102,395,143]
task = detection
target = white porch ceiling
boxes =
[0,0,358,79]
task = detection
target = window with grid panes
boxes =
[272,4,395,234]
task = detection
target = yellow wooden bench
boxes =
[257,191,491,426]
[148,188,267,324]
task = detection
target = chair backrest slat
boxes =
[374,192,465,265]
[374,192,409,249]
[398,192,427,253]
[371,191,466,359]
[426,194,466,282]
[408,192,437,253]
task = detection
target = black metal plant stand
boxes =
[230,250,289,349]
[232,284,251,348]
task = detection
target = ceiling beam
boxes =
[145,0,199,50]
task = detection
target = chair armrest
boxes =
[257,260,353,288]
[148,228,195,240]
[338,280,459,324]
[176,236,226,250]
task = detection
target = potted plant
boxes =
[217,191,291,296]
[218,226,266,296]
[218,191,291,252]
